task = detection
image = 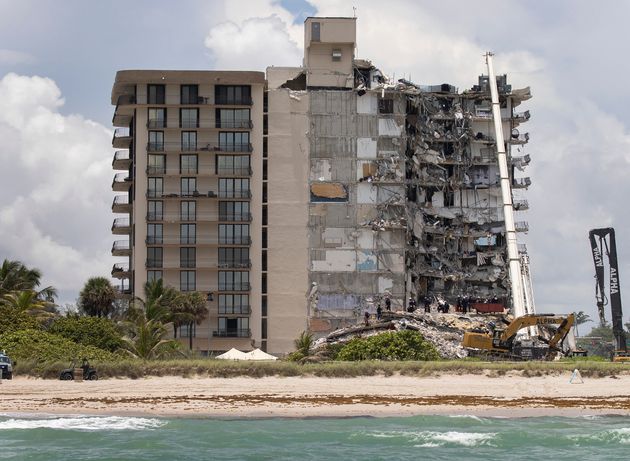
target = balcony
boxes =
[513,177,531,189]
[217,167,252,176]
[218,306,251,315]
[218,189,251,199]
[112,94,136,126]
[212,329,251,338]
[112,240,131,256]
[214,143,253,153]
[215,120,253,129]
[219,236,252,245]
[508,132,529,145]
[215,96,253,106]
[515,221,529,233]
[145,236,251,246]
[146,259,163,269]
[111,263,131,279]
[115,283,132,299]
[112,128,132,148]
[146,142,201,153]
[512,110,531,123]
[147,213,219,222]
[112,172,132,191]
[513,199,529,211]
[112,195,131,213]
[219,213,252,222]
[218,260,251,269]
[111,218,131,235]
[218,283,251,291]
[112,150,131,170]
[147,189,218,199]
[147,119,167,129]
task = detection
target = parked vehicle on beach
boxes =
[0,352,14,380]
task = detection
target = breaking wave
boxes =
[0,416,165,432]
[365,430,496,447]
[569,427,630,445]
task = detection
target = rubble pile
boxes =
[313,311,506,360]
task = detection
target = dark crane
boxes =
[588,228,627,352]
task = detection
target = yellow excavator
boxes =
[462,313,584,360]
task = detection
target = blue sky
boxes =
[1,0,630,330]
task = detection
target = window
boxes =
[147,177,163,198]
[215,85,252,105]
[147,201,163,221]
[179,323,196,338]
[219,178,250,198]
[180,270,196,292]
[180,201,196,221]
[180,247,196,268]
[147,84,165,104]
[219,271,249,291]
[148,108,166,128]
[311,22,320,41]
[219,132,250,152]
[219,247,249,268]
[217,155,250,175]
[261,295,267,316]
[378,98,394,114]
[262,249,267,271]
[180,223,196,244]
[147,270,162,282]
[180,85,199,105]
[148,154,165,174]
[180,108,199,128]
[148,131,164,151]
[181,177,197,197]
[216,109,251,129]
[180,154,198,174]
[181,131,197,151]
[217,317,249,337]
[219,294,249,314]
[219,202,250,222]
[147,223,163,244]
[147,247,163,268]
[219,224,250,245]
[261,318,267,340]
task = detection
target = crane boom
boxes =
[589,228,627,352]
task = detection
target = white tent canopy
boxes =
[216,348,249,360]
[245,348,278,361]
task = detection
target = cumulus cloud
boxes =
[205,15,302,70]
[0,73,114,304]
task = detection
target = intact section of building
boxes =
[111,71,265,354]
[110,17,533,355]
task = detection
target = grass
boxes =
[12,358,630,380]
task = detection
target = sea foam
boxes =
[366,429,496,447]
[0,416,165,432]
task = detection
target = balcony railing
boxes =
[513,199,529,211]
[509,132,530,144]
[215,96,253,105]
[112,173,132,188]
[218,260,251,269]
[146,236,163,245]
[216,120,253,129]
[217,167,252,176]
[218,306,251,315]
[112,263,130,274]
[112,150,131,168]
[513,177,531,188]
[515,221,529,232]
[218,189,251,199]
[219,236,251,245]
[181,96,210,105]
[212,329,251,338]
[116,94,136,106]
[112,217,130,230]
[146,259,163,268]
[146,142,200,152]
[215,143,253,152]
[112,240,130,251]
[180,259,196,268]
[219,213,252,222]
[147,166,166,174]
[147,119,167,129]
[218,283,251,291]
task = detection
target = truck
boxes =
[462,313,582,360]
[0,352,14,380]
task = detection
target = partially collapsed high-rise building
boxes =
[111,16,533,355]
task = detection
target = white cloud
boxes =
[205,15,302,71]
[0,73,113,303]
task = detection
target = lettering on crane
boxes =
[610,267,619,294]
[593,247,604,267]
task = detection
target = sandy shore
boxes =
[1,373,629,418]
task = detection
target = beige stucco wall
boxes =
[266,78,310,355]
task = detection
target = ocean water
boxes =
[0,413,628,460]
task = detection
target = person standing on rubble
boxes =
[376,303,383,321]
[364,310,370,326]
[407,297,417,313]
[385,297,391,312]
[423,296,431,313]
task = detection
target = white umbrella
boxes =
[216,348,249,360]
[244,348,278,361]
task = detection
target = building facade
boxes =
[111,17,532,355]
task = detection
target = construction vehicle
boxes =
[462,313,581,360]
[588,228,629,362]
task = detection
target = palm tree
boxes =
[172,292,209,350]
[78,277,116,318]
[119,311,180,360]
[574,310,593,337]
[0,259,57,300]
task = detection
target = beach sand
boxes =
[1,373,629,418]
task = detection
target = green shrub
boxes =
[0,329,118,364]
[336,330,440,361]
[49,315,124,352]
[0,306,41,335]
